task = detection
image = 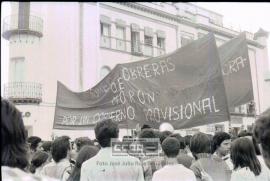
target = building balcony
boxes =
[2,14,43,40]
[4,82,42,104]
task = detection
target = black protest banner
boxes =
[53,33,230,130]
[218,33,254,109]
[119,33,230,129]
[53,65,130,129]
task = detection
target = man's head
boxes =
[95,119,119,148]
[74,137,93,152]
[51,136,71,163]
[141,124,151,131]
[27,136,42,153]
[139,128,159,152]
[41,141,52,153]
[1,98,28,170]
[253,108,270,169]
[162,137,180,158]
[212,132,231,157]
[190,132,211,159]
[238,130,253,139]
[160,131,172,144]
[170,133,185,150]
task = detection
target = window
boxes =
[9,57,25,82]
[144,35,153,46]
[144,35,153,56]
[131,31,141,54]
[101,23,110,37]
[116,26,125,51]
[116,26,125,39]
[157,37,165,49]
[233,104,248,114]
[100,23,111,48]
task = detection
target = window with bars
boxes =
[131,31,141,53]
[116,26,126,51]
[144,35,153,46]
[100,23,111,48]
[101,23,110,37]
[116,26,125,40]
[157,37,165,49]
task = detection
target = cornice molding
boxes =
[101,2,265,49]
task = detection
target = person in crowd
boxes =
[141,124,152,131]
[212,132,231,159]
[212,132,233,170]
[80,119,144,181]
[169,133,182,142]
[41,141,53,162]
[74,137,93,153]
[28,136,43,152]
[253,108,270,170]
[190,132,231,181]
[30,151,50,176]
[67,145,99,181]
[237,129,270,178]
[139,128,166,181]
[184,135,194,157]
[42,136,72,180]
[41,141,52,153]
[159,131,172,144]
[70,137,94,165]
[169,134,194,168]
[27,136,43,161]
[230,137,269,181]
[152,137,196,181]
[238,130,261,155]
[1,98,58,181]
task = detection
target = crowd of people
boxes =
[1,98,270,181]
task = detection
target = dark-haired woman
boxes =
[30,151,50,176]
[66,145,99,181]
[1,98,58,180]
[230,137,269,181]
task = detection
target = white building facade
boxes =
[2,2,270,140]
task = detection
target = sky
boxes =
[1,2,270,96]
[194,2,270,67]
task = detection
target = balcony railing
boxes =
[4,82,42,104]
[2,14,43,40]
[100,35,166,57]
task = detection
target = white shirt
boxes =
[257,156,270,181]
[231,166,270,181]
[152,164,196,181]
[80,147,144,181]
[41,159,71,180]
